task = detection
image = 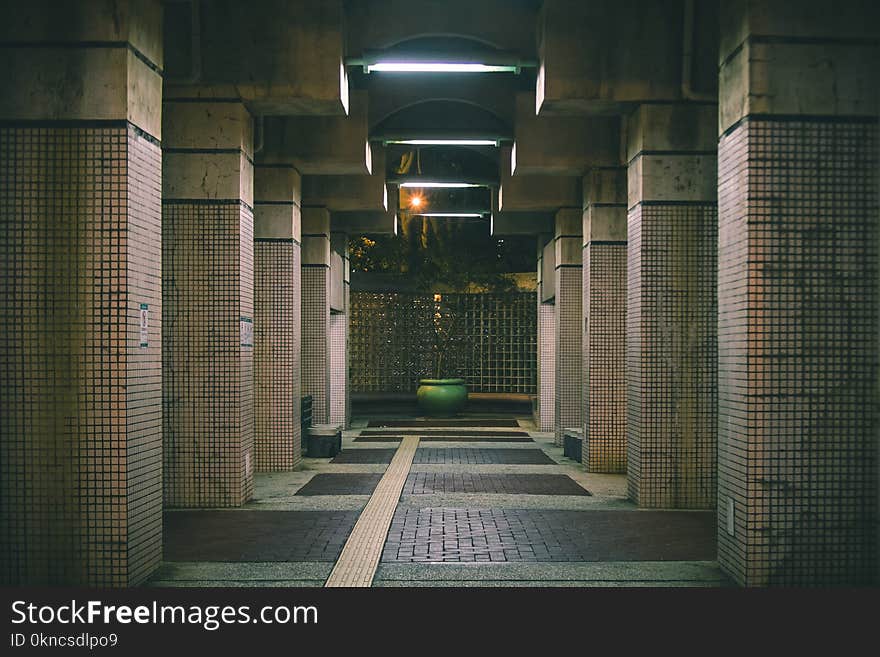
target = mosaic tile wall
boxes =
[537,302,556,432]
[302,266,331,424]
[626,202,717,509]
[329,239,349,428]
[329,311,348,426]
[349,292,537,394]
[625,206,643,501]
[718,117,879,586]
[254,240,302,471]
[583,243,627,473]
[345,285,352,423]
[0,123,162,586]
[554,266,583,445]
[162,202,255,507]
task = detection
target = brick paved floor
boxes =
[382,508,715,562]
[153,417,725,587]
[356,435,534,443]
[368,419,521,428]
[331,449,397,464]
[360,429,530,437]
[164,511,359,562]
[403,473,590,496]
[295,473,383,496]
[413,448,556,465]
[381,508,716,563]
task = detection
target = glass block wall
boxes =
[350,292,537,394]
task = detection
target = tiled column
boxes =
[554,208,583,445]
[329,231,350,428]
[582,168,627,473]
[162,96,255,507]
[254,164,302,471]
[626,103,718,509]
[717,1,878,586]
[302,208,332,425]
[0,1,163,586]
[536,237,556,432]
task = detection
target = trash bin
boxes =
[563,428,583,462]
[301,395,313,454]
[306,424,342,458]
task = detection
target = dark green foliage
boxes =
[349,216,535,293]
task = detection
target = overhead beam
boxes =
[535,0,719,115]
[163,0,348,115]
[345,0,538,59]
[491,212,555,236]
[302,144,388,211]
[512,92,621,176]
[332,209,398,235]
[258,91,371,174]
[498,146,581,211]
[365,75,520,128]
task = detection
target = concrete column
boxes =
[301,207,332,425]
[254,164,302,471]
[329,231,350,428]
[582,168,627,473]
[162,96,255,508]
[0,0,163,586]
[626,102,718,509]
[535,235,555,432]
[554,208,583,446]
[717,0,879,586]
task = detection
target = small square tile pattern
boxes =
[537,303,556,432]
[355,434,534,442]
[626,201,717,509]
[412,448,556,465]
[302,266,331,424]
[349,292,537,394]
[162,201,255,508]
[583,244,627,473]
[329,310,348,427]
[381,509,716,563]
[0,123,162,586]
[402,473,590,496]
[717,117,878,586]
[254,240,302,471]
[555,266,583,445]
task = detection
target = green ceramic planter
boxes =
[417,378,468,417]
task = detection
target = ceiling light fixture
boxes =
[365,62,519,73]
[399,181,484,188]
[387,139,499,147]
[416,213,485,218]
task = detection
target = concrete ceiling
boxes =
[161,0,720,232]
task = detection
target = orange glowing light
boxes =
[409,194,424,209]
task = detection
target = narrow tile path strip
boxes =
[324,436,419,587]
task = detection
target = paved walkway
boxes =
[150,416,728,587]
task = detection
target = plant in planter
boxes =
[416,294,468,417]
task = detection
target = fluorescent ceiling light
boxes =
[389,139,499,146]
[399,181,483,188]
[366,62,518,73]
[416,213,485,218]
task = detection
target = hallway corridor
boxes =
[153,416,725,587]
[2,0,877,591]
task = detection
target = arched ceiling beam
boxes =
[344,0,541,55]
